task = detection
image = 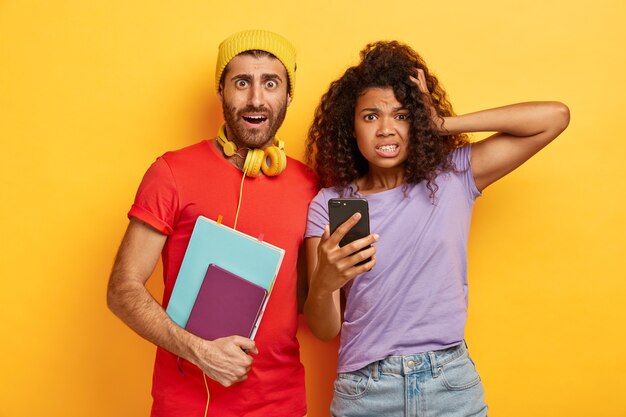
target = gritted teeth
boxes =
[377,144,399,152]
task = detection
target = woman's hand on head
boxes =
[410,68,445,133]
[410,68,430,95]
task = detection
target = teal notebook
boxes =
[166,216,285,328]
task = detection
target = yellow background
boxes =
[1,1,625,416]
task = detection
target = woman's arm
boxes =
[442,101,570,191]
[303,215,378,341]
[412,69,569,192]
[303,236,342,340]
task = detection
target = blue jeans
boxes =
[331,343,488,417]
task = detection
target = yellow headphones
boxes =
[216,125,287,177]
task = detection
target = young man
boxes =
[107,30,317,417]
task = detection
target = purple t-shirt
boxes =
[305,145,481,373]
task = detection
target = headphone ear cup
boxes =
[261,146,287,176]
[221,140,237,157]
[243,148,264,177]
[217,125,238,156]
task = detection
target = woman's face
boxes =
[354,87,411,171]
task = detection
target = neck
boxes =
[356,165,405,195]
[213,139,247,170]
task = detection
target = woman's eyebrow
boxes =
[358,106,408,113]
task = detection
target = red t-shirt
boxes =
[128,140,318,417]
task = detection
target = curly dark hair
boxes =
[306,41,468,195]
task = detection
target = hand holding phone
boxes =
[328,198,371,265]
[307,198,376,299]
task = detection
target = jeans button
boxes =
[407,360,416,368]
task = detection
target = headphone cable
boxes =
[202,164,248,417]
[233,163,248,229]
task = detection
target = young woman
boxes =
[303,41,569,416]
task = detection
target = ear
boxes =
[287,94,292,107]
[218,85,224,103]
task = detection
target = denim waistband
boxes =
[369,342,467,379]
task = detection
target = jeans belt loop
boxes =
[370,360,380,382]
[428,351,440,378]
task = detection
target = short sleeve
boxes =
[127,156,179,235]
[451,145,481,201]
[305,189,331,238]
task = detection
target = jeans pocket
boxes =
[438,354,481,391]
[333,369,373,399]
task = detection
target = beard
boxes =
[222,100,288,149]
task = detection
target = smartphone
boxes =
[328,198,371,265]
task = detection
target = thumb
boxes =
[232,336,257,353]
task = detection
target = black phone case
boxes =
[328,198,370,248]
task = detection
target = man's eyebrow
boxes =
[261,73,283,82]
[230,73,252,82]
[229,73,283,83]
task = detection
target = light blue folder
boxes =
[166,216,284,328]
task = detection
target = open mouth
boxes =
[242,115,268,125]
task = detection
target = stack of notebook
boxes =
[165,216,285,340]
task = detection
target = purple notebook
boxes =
[185,264,268,341]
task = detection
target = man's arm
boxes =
[107,218,258,387]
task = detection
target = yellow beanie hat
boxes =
[215,29,297,98]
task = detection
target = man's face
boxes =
[219,54,291,149]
